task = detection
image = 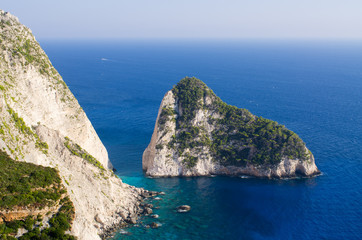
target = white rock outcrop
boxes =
[0,10,147,239]
[143,78,320,178]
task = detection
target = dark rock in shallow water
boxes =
[150,191,159,196]
[150,222,161,229]
[177,205,191,212]
[141,191,159,198]
[144,203,153,208]
[144,207,153,215]
[141,192,150,198]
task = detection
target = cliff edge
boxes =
[0,10,147,239]
[143,77,320,178]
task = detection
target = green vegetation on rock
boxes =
[172,77,210,126]
[0,198,76,240]
[158,107,176,132]
[6,107,48,155]
[0,151,76,239]
[0,19,57,79]
[0,12,72,107]
[167,77,310,168]
[64,137,105,171]
[0,151,62,209]
[7,108,33,136]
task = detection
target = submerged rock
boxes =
[143,77,320,178]
[177,205,191,213]
[149,222,161,229]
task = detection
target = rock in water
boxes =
[144,208,153,215]
[177,205,191,213]
[149,222,161,229]
[143,77,320,178]
[0,10,148,240]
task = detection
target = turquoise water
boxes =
[42,40,362,240]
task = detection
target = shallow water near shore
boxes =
[42,40,362,240]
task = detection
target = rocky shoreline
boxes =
[143,169,321,180]
[100,191,161,239]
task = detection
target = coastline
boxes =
[100,191,161,239]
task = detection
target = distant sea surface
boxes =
[41,40,362,240]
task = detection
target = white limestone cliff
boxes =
[0,10,147,239]
[143,78,320,178]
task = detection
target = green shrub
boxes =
[0,151,76,239]
[64,138,105,171]
[0,151,61,209]
[156,144,164,150]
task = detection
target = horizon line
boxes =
[37,37,362,42]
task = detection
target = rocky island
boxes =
[0,10,150,239]
[143,77,320,178]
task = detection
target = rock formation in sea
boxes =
[0,10,148,239]
[143,77,320,178]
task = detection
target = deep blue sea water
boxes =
[41,40,362,240]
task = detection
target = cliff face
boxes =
[0,10,146,239]
[143,77,320,178]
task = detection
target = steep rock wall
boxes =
[0,10,146,239]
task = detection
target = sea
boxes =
[40,40,362,240]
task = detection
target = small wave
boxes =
[240,175,251,179]
[177,209,189,213]
[101,58,109,61]
[118,229,129,235]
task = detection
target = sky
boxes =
[1,0,362,40]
